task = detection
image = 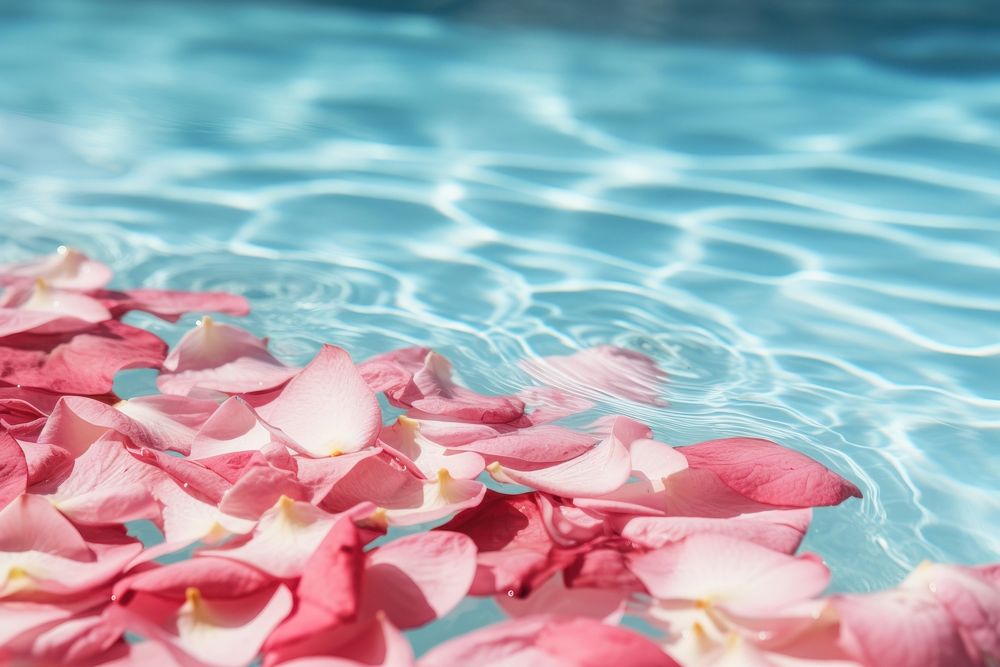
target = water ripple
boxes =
[1,0,998,594]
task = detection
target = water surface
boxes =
[1,0,998,632]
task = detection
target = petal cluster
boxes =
[0,248,995,667]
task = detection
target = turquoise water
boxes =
[1,0,998,644]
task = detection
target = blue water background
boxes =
[1,0,998,651]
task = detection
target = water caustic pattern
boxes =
[1,0,998,604]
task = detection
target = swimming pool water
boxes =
[1,0,998,646]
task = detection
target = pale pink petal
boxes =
[452,424,596,467]
[17,439,73,488]
[115,556,277,600]
[516,386,595,425]
[678,438,862,508]
[377,471,485,527]
[95,288,250,322]
[136,447,230,505]
[29,433,166,525]
[363,531,476,629]
[158,319,298,395]
[39,394,215,456]
[901,563,1000,665]
[379,417,485,480]
[362,348,523,424]
[488,426,631,498]
[294,449,384,504]
[152,477,256,547]
[20,607,123,664]
[521,345,668,406]
[0,430,27,510]
[358,347,430,393]
[419,615,679,667]
[0,281,111,336]
[0,247,112,290]
[199,496,348,578]
[628,534,830,617]
[498,572,626,623]
[574,438,688,514]
[121,583,293,667]
[259,345,381,457]
[0,320,167,394]
[0,495,141,598]
[536,494,606,547]
[401,352,525,423]
[321,455,423,514]
[190,397,293,459]
[833,588,972,667]
[0,592,108,649]
[217,464,310,520]
[619,509,813,555]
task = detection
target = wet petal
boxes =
[521,345,668,407]
[260,345,381,457]
[159,319,298,395]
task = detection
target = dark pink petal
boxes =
[419,615,679,667]
[259,345,381,457]
[0,430,27,510]
[264,517,364,653]
[436,491,558,597]
[94,288,249,322]
[521,345,668,406]
[362,531,476,629]
[0,247,112,290]
[0,320,167,394]
[678,438,862,508]
[158,319,298,395]
[265,611,414,667]
[564,544,645,593]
